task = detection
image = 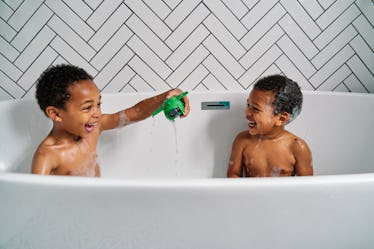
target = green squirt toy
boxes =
[152,91,188,121]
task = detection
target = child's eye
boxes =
[82,105,92,111]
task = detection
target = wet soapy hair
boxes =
[36,64,93,115]
[254,75,302,123]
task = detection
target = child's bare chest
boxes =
[55,137,99,176]
[243,140,296,177]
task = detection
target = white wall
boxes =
[0,0,373,100]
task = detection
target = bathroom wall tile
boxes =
[87,0,122,30]
[165,3,209,50]
[279,14,318,59]
[347,55,374,92]
[126,0,171,40]
[143,0,171,20]
[129,56,170,91]
[11,4,52,51]
[127,35,172,79]
[7,0,43,31]
[165,0,201,29]
[221,0,249,19]
[0,0,373,97]
[204,0,247,39]
[126,15,172,60]
[61,0,92,20]
[0,36,19,62]
[166,25,209,70]
[203,55,243,90]
[314,4,360,50]
[241,3,286,50]
[88,3,131,51]
[14,26,55,71]
[93,46,133,90]
[48,16,95,60]
[16,47,57,90]
[203,35,245,79]
[280,0,321,40]
[203,14,246,60]
[240,24,283,69]
[90,25,133,70]
[45,0,94,40]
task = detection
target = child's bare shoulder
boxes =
[288,133,310,152]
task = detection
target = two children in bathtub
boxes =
[32,64,312,177]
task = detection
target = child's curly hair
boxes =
[254,75,302,123]
[36,64,93,115]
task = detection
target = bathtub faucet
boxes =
[152,91,188,121]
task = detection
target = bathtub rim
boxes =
[1,172,374,189]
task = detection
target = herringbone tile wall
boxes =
[0,0,373,100]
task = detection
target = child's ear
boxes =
[45,106,62,122]
[276,112,290,126]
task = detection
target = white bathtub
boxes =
[1,91,373,249]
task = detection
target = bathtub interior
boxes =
[1,91,373,177]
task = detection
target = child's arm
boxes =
[293,138,313,176]
[100,88,190,130]
[227,132,246,178]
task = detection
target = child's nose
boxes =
[92,106,101,118]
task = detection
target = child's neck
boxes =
[259,127,286,140]
[50,127,83,143]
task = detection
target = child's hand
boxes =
[166,88,190,118]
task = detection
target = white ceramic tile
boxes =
[87,0,122,30]
[11,4,52,51]
[280,0,321,39]
[203,35,245,79]
[298,0,324,19]
[88,4,131,51]
[204,0,247,39]
[239,45,282,88]
[45,0,94,40]
[14,26,55,71]
[316,0,355,29]
[101,66,135,93]
[241,0,278,29]
[349,35,374,74]
[346,55,374,92]
[203,14,246,60]
[126,15,172,60]
[353,15,374,50]
[165,4,209,50]
[128,56,170,91]
[203,55,243,90]
[240,24,284,69]
[7,0,43,31]
[279,14,318,59]
[127,35,172,79]
[0,70,24,98]
[312,25,357,69]
[166,45,209,87]
[221,0,249,19]
[0,36,19,62]
[126,0,171,40]
[310,45,355,87]
[277,35,316,78]
[143,0,171,20]
[93,45,134,90]
[240,3,286,50]
[166,25,209,70]
[48,16,95,60]
[0,53,22,81]
[314,4,360,49]
[16,47,58,90]
[90,25,133,70]
[164,0,201,29]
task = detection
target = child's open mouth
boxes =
[248,121,256,129]
[85,122,97,133]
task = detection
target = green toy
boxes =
[152,91,188,121]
